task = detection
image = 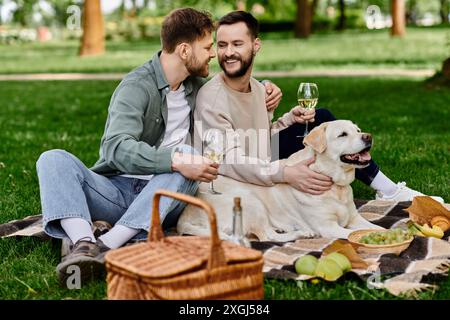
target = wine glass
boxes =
[297,82,319,137]
[202,129,224,195]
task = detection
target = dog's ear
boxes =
[303,122,328,153]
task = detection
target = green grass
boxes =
[0,77,448,299]
[0,27,448,74]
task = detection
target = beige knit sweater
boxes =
[194,73,296,186]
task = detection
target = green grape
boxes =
[359,228,412,246]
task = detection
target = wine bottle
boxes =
[230,197,251,248]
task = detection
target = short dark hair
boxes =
[161,8,214,53]
[217,11,259,39]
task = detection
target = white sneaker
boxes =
[375,182,444,203]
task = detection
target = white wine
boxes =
[204,150,223,163]
[297,83,318,137]
[298,98,318,109]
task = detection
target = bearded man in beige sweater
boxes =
[194,11,443,202]
[194,11,332,194]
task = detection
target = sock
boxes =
[98,224,140,249]
[370,171,398,197]
[60,217,95,244]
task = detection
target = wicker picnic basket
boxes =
[105,189,264,300]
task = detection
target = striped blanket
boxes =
[1,200,450,297]
[253,200,450,296]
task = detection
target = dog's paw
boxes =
[288,230,318,240]
[305,232,317,238]
[298,231,319,239]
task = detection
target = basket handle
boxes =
[149,189,227,269]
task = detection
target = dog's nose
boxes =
[362,133,372,143]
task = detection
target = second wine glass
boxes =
[203,129,224,195]
[297,82,319,137]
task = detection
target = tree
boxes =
[391,0,406,37]
[11,0,37,27]
[406,0,418,24]
[440,0,449,24]
[335,0,346,31]
[294,0,312,38]
[443,57,450,79]
[47,0,77,27]
[79,0,105,56]
[311,0,318,20]
[130,0,139,17]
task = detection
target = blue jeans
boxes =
[271,108,380,186]
[36,146,198,241]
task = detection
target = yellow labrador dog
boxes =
[177,120,383,241]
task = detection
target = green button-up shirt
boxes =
[91,51,205,176]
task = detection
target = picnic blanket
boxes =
[1,200,450,297]
[0,214,48,239]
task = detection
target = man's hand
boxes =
[291,106,315,124]
[283,156,332,195]
[171,152,219,182]
[264,81,282,112]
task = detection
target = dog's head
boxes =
[303,120,372,168]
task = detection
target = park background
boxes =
[0,0,449,299]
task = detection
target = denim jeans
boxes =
[36,145,198,241]
[271,108,380,186]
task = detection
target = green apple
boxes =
[314,258,343,281]
[325,252,352,273]
[294,255,318,276]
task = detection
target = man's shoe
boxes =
[61,221,112,260]
[375,182,444,203]
[56,237,110,287]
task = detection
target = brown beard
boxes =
[186,55,209,78]
[219,51,254,78]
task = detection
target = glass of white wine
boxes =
[203,129,224,195]
[297,82,319,137]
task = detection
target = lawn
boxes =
[0,77,448,299]
[0,27,448,74]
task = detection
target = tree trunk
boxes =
[0,0,4,25]
[295,0,312,38]
[336,0,346,30]
[79,0,105,57]
[127,0,136,17]
[443,57,450,79]
[119,0,125,17]
[406,0,417,24]
[391,0,406,37]
[440,0,449,24]
[311,0,319,17]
